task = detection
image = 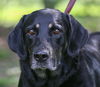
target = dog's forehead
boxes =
[34,14,54,24]
[25,9,64,28]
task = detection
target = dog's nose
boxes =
[34,51,49,62]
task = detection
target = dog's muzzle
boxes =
[30,49,60,71]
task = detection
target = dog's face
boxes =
[8,8,88,78]
[24,9,66,77]
[25,9,65,72]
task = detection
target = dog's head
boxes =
[8,8,88,78]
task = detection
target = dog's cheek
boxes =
[50,36,64,57]
[57,35,65,46]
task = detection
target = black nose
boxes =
[34,51,49,62]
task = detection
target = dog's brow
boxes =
[48,23,53,29]
[35,24,40,28]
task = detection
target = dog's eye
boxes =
[27,30,36,35]
[52,29,61,35]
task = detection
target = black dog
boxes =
[8,8,100,87]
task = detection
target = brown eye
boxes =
[27,30,36,35]
[52,29,60,35]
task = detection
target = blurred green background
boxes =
[0,0,100,87]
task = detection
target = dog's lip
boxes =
[31,64,57,71]
[31,64,47,70]
[35,67,47,70]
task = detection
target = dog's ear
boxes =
[64,14,89,57]
[8,15,27,60]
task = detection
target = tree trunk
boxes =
[43,0,57,8]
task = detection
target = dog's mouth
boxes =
[31,58,58,71]
[31,64,62,78]
[30,57,61,78]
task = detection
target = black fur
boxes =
[8,8,100,87]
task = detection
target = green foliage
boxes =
[71,5,100,17]
[0,0,100,28]
[75,17,100,31]
[56,1,100,17]
[0,0,44,27]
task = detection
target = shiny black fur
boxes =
[8,8,100,87]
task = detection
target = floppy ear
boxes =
[65,15,89,57]
[8,15,27,60]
